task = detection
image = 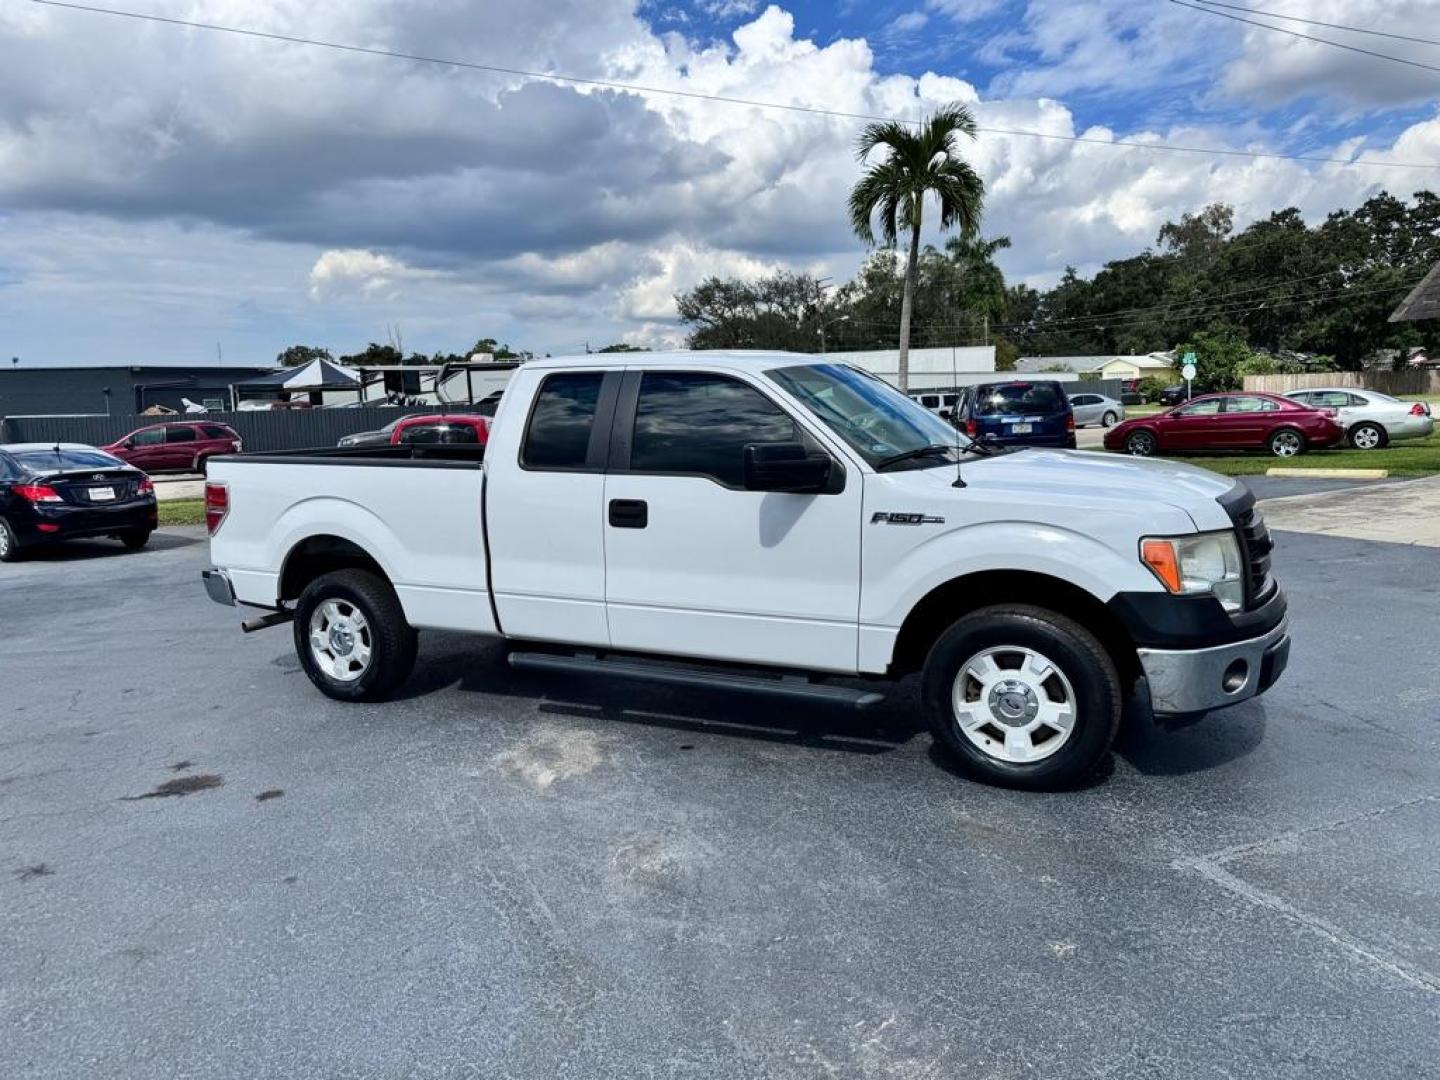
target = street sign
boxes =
[1181,362,1197,381]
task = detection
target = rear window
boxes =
[522,373,604,469]
[201,425,234,439]
[973,383,1066,415]
[13,448,124,471]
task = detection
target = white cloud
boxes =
[889,11,930,35]
[307,249,442,301]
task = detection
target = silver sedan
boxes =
[1284,388,1435,450]
[1068,392,1126,428]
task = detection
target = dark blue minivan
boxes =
[953,381,1076,449]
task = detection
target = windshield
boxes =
[13,448,125,471]
[973,382,1066,415]
[766,363,971,468]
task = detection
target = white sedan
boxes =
[1285,388,1434,450]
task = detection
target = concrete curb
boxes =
[1266,467,1388,480]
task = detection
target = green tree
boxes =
[336,343,402,367]
[849,104,985,389]
[276,344,333,367]
[596,343,649,353]
[1175,327,1255,393]
[676,272,830,351]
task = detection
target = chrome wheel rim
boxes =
[1272,431,1302,457]
[0,525,10,557]
[951,646,1078,764]
[1128,432,1154,456]
[1102,412,1117,427]
[1352,426,1381,450]
[308,600,373,682]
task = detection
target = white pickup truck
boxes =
[202,352,1289,789]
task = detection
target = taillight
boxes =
[1411,402,1428,416]
[1066,413,1076,431]
[137,477,155,495]
[204,481,229,535]
[13,483,62,503]
[965,419,977,437]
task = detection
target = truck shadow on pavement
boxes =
[393,633,1267,779]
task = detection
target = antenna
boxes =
[951,342,966,488]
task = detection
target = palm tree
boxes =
[849,104,985,390]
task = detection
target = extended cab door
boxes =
[483,368,620,647]
[602,369,862,673]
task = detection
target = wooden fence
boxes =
[1243,371,1440,395]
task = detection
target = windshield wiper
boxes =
[874,445,955,471]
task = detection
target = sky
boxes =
[0,0,1437,366]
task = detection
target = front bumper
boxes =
[1138,615,1290,716]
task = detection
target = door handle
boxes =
[608,499,648,529]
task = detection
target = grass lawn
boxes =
[158,498,206,527]
[1121,430,1440,477]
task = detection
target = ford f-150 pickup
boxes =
[201,352,1289,789]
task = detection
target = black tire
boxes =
[0,518,23,563]
[1347,422,1386,451]
[120,529,152,551]
[1267,427,1306,458]
[1101,410,1118,427]
[1125,429,1157,456]
[921,604,1122,790]
[293,569,417,702]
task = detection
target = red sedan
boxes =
[1103,392,1345,458]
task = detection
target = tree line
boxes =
[677,189,1439,377]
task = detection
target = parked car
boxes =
[1157,385,1191,407]
[1104,392,1345,458]
[952,380,1075,449]
[337,414,492,448]
[103,422,242,475]
[910,391,960,419]
[1283,387,1435,450]
[0,443,157,560]
[1069,392,1126,428]
[202,352,1290,791]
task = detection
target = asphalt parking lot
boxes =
[3,510,1438,1079]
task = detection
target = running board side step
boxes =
[506,651,886,711]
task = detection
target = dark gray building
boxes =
[0,364,274,417]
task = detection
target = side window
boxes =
[630,372,798,487]
[131,428,164,446]
[1227,396,1275,413]
[1071,395,1094,406]
[522,372,604,469]
[166,426,198,443]
[1289,392,1314,406]
[1344,393,1369,407]
[1177,399,1222,416]
[0,455,14,482]
[201,425,231,439]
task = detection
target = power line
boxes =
[28,0,1440,172]
[1170,0,1440,76]
[1193,2,1440,49]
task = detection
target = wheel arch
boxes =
[279,534,390,602]
[888,569,1139,683]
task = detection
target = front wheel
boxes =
[921,605,1122,790]
[1101,411,1118,427]
[293,569,418,702]
[1268,428,1305,458]
[1125,430,1156,456]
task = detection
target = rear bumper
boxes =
[1138,615,1290,716]
[13,500,157,543]
[202,568,236,607]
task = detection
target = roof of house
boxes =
[1390,262,1440,323]
[1015,354,1173,374]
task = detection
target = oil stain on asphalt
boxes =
[123,774,224,800]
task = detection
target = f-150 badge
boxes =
[871,512,945,525]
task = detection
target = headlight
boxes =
[1140,531,1245,612]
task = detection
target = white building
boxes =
[829,346,997,389]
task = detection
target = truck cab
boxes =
[202,352,1289,790]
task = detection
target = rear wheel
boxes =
[293,569,417,702]
[921,605,1122,790]
[1125,430,1156,456]
[1268,428,1305,458]
[0,518,22,562]
[1101,410,1118,427]
[120,529,151,551]
[1348,422,1385,451]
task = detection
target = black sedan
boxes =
[0,444,158,561]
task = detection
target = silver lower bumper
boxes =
[1138,616,1290,716]
[202,568,236,607]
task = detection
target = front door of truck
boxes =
[485,369,619,648]
[602,369,862,673]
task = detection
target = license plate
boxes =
[1011,423,1033,434]
[90,486,116,501]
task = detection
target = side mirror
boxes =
[743,442,832,494]
[938,408,952,420]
